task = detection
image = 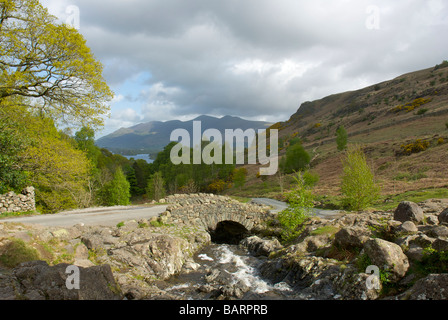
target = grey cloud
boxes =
[43,0,448,125]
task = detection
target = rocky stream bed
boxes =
[1,194,448,300]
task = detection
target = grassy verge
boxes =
[315,187,448,212]
[0,210,38,219]
[374,187,448,211]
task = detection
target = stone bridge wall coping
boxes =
[158,193,273,231]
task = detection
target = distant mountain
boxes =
[96,115,273,157]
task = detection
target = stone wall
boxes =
[0,187,36,213]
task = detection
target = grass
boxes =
[0,238,40,268]
[374,187,448,211]
[0,210,38,219]
[310,225,340,236]
[313,187,448,212]
[228,196,252,203]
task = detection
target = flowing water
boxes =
[161,243,295,300]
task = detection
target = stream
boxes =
[160,243,296,300]
[158,200,343,300]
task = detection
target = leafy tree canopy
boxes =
[0,0,113,128]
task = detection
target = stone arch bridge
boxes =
[157,194,273,244]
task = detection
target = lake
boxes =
[123,154,154,164]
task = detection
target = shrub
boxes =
[146,171,166,202]
[340,145,381,211]
[303,170,320,187]
[416,108,428,115]
[434,60,448,71]
[100,168,131,206]
[438,137,445,145]
[336,125,348,151]
[277,172,314,242]
[389,98,432,114]
[280,143,311,174]
[400,139,430,155]
[207,179,230,194]
[0,239,40,268]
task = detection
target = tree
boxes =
[22,114,93,212]
[74,127,100,165]
[0,0,113,128]
[280,143,311,174]
[277,172,314,242]
[146,171,166,202]
[0,104,30,193]
[340,145,380,211]
[336,125,348,151]
[232,167,247,190]
[99,168,130,206]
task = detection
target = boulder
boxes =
[398,221,418,234]
[240,236,282,257]
[425,215,439,225]
[334,226,371,248]
[432,238,448,252]
[363,238,409,281]
[394,201,424,224]
[426,225,448,239]
[405,245,424,262]
[394,274,448,300]
[438,208,448,225]
[6,261,121,300]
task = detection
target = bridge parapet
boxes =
[158,194,273,235]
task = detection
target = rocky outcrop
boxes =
[252,199,448,300]
[0,261,120,300]
[2,195,448,300]
[0,213,211,300]
[240,236,282,257]
[392,274,448,300]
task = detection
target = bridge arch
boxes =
[159,194,272,243]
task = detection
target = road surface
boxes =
[0,205,167,227]
[251,198,344,219]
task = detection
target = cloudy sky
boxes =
[41,0,448,137]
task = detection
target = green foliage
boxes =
[302,170,320,187]
[0,238,40,268]
[150,141,235,194]
[434,60,448,71]
[417,247,448,275]
[277,172,314,243]
[0,0,113,128]
[340,145,381,211]
[23,115,92,213]
[400,139,430,155]
[280,143,311,174]
[336,125,348,151]
[232,168,248,190]
[0,105,30,193]
[146,171,166,202]
[416,108,428,115]
[99,168,130,206]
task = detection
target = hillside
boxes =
[231,61,448,202]
[96,115,273,157]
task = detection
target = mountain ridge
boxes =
[96,115,274,156]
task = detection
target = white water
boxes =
[163,243,293,299]
[217,245,292,295]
